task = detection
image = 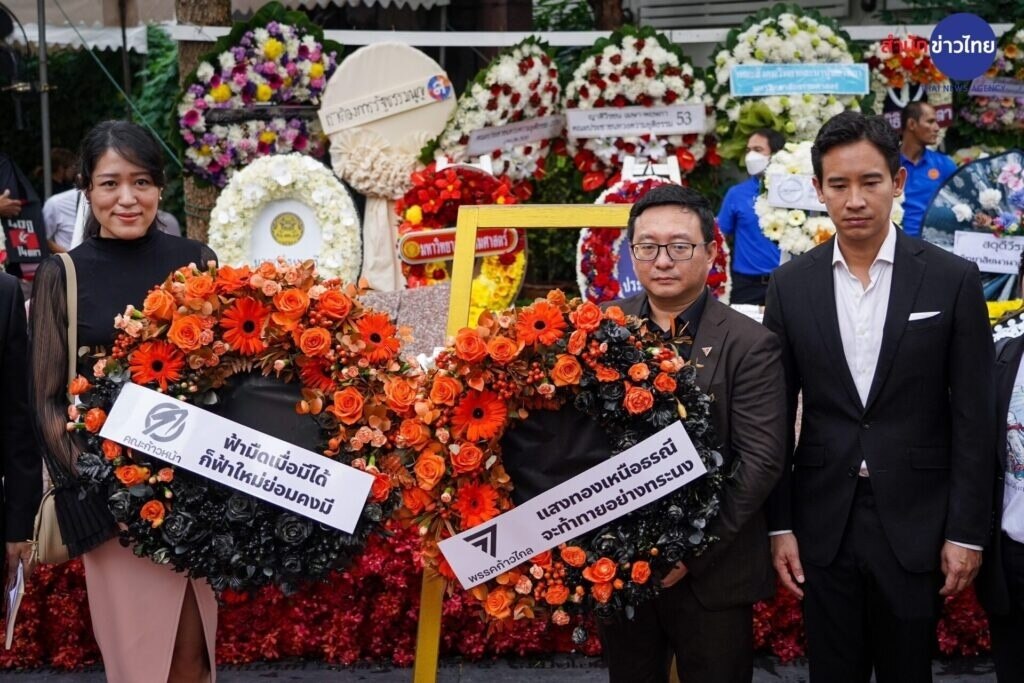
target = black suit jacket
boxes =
[764,231,995,573]
[0,272,40,542]
[617,292,787,609]
[977,334,1024,614]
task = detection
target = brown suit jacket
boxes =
[615,292,786,609]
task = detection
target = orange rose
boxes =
[546,289,567,306]
[143,289,177,321]
[591,581,613,604]
[582,557,618,583]
[184,274,216,301]
[69,376,92,396]
[595,365,620,382]
[139,500,165,527]
[398,418,431,449]
[317,289,353,320]
[451,443,484,474]
[551,354,583,387]
[454,328,488,363]
[653,372,677,393]
[604,306,626,326]
[570,301,602,332]
[623,386,654,415]
[167,315,204,352]
[567,329,587,355]
[560,546,587,568]
[84,408,107,433]
[628,363,650,382]
[530,550,553,568]
[298,327,333,357]
[156,468,174,483]
[115,465,150,487]
[101,439,122,461]
[429,375,462,407]
[369,472,392,503]
[414,451,446,491]
[328,387,364,425]
[273,289,310,320]
[631,561,651,585]
[385,379,418,414]
[402,487,435,515]
[215,264,251,293]
[544,584,570,606]
[483,588,515,620]
[486,336,523,364]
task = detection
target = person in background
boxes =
[979,254,1024,683]
[899,101,956,237]
[718,128,786,305]
[49,148,77,195]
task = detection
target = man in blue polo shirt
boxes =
[900,101,957,237]
[718,128,785,305]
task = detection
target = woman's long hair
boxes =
[77,120,166,239]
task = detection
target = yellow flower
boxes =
[256,83,273,102]
[259,130,277,144]
[263,38,285,61]
[210,83,231,103]
[198,144,212,157]
[309,63,325,79]
[405,205,423,225]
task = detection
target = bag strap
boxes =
[56,253,78,403]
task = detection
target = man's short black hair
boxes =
[900,100,933,131]
[627,183,715,243]
[751,128,786,154]
[811,111,901,183]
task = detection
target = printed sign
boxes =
[969,77,1024,98]
[397,227,518,265]
[953,231,1024,275]
[729,64,869,96]
[319,74,454,134]
[438,421,706,589]
[566,104,706,139]
[767,173,827,212]
[101,383,374,533]
[466,115,565,157]
[250,199,323,265]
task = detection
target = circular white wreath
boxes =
[209,153,361,282]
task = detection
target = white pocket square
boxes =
[908,311,940,321]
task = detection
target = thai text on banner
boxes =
[565,104,706,139]
[466,115,565,157]
[319,74,453,134]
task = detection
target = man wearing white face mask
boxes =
[718,128,785,304]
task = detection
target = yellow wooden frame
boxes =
[412,203,633,683]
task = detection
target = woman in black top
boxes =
[30,121,218,683]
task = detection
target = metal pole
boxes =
[119,0,131,119]
[37,0,51,199]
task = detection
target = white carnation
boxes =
[980,188,1003,209]
[952,203,974,222]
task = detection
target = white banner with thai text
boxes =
[767,173,827,212]
[100,383,374,533]
[438,420,705,589]
[319,73,454,134]
[953,231,1024,275]
[566,104,706,139]
[466,115,565,157]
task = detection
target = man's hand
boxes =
[771,532,805,599]
[939,542,981,596]
[0,190,22,218]
[5,541,35,586]
[660,561,688,588]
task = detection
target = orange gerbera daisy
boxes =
[355,312,400,364]
[451,390,507,441]
[221,297,270,356]
[515,301,567,346]
[298,357,334,393]
[451,482,500,529]
[129,341,185,391]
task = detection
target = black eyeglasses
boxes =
[630,242,708,262]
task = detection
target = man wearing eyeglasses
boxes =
[599,183,787,683]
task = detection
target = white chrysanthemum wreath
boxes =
[755,141,904,255]
[209,153,361,282]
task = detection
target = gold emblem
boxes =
[270,212,304,246]
[402,240,422,260]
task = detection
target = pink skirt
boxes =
[82,538,218,683]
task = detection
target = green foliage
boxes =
[134,25,183,225]
[533,0,594,31]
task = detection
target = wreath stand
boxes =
[412,203,632,683]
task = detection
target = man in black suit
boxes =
[0,270,39,588]
[595,184,787,682]
[764,111,994,682]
